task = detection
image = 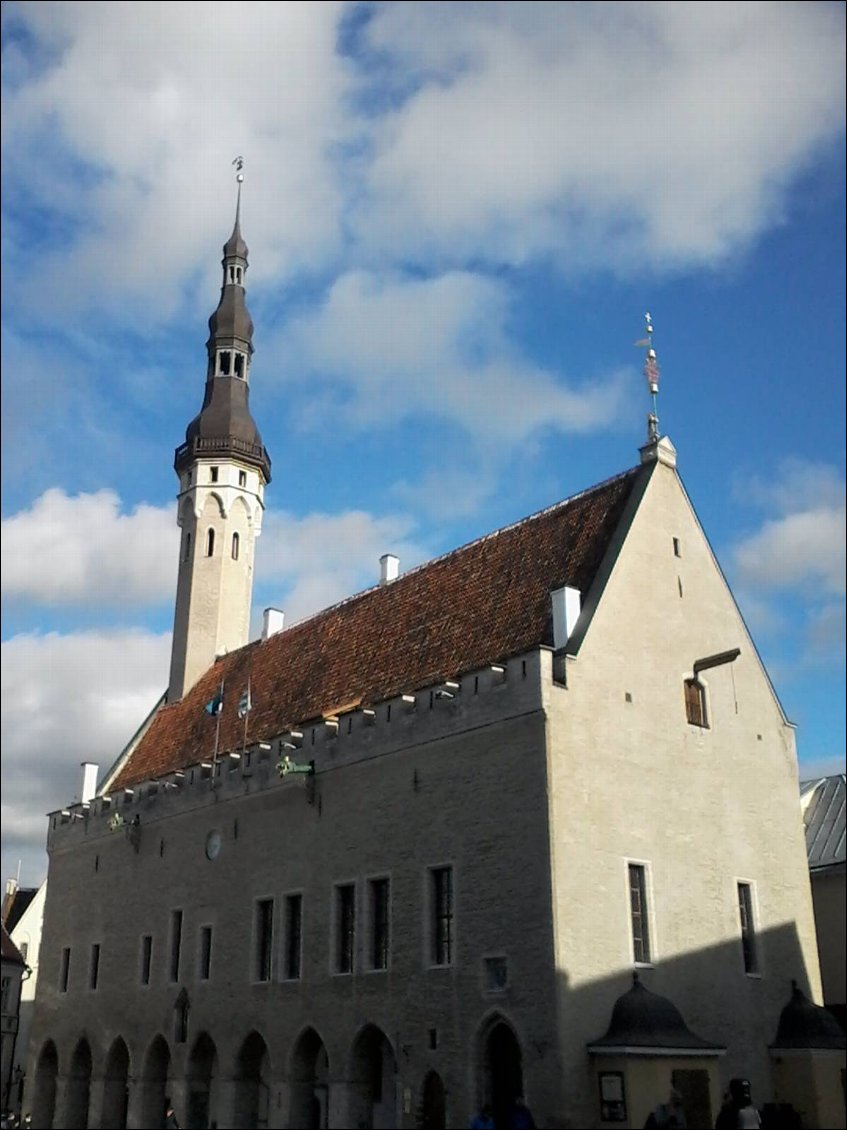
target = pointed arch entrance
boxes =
[186,1031,219,1129]
[421,1069,446,1130]
[289,1028,329,1130]
[31,1041,58,1129]
[64,1038,93,1129]
[139,1035,170,1130]
[348,1024,398,1130]
[234,1030,272,1129]
[478,1016,524,1130]
[101,1037,130,1129]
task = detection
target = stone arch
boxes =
[202,491,226,519]
[348,1024,398,1130]
[288,1027,329,1130]
[186,1030,219,1130]
[475,1013,525,1130]
[31,1040,59,1129]
[233,1029,272,1130]
[101,1037,130,1129]
[64,1037,93,1129]
[138,1034,170,1130]
[421,1069,446,1130]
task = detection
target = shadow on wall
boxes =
[21,922,845,1129]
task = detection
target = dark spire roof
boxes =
[175,184,271,482]
[222,178,249,261]
[770,981,846,1050]
[588,973,725,1053]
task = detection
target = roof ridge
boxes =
[277,464,641,638]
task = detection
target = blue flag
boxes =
[205,688,224,716]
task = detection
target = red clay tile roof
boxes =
[1,924,25,965]
[111,465,641,789]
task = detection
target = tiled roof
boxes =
[800,774,846,870]
[1,924,25,965]
[111,465,641,790]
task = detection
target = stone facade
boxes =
[25,448,830,1129]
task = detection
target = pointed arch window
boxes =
[231,533,240,561]
[206,529,215,557]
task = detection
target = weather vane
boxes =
[635,312,660,442]
[232,156,244,183]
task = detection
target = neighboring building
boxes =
[5,880,46,1123]
[1,926,27,1120]
[800,774,846,1029]
[25,194,842,1130]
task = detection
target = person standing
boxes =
[469,1103,495,1129]
[644,1087,687,1128]
[715,1079,761,1130]
[164,1096,180,1130]
[510,1095,537,1130]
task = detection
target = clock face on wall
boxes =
[205,830,222,861]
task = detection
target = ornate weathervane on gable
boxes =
[635,312,661,443]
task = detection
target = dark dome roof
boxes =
[207,285,253,346]
[176,377,271,481]
[588,974,724,1052]
[770,982,846,1050]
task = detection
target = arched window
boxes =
[206,529,215,557]
[232,533,240,561]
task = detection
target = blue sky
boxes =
[2,1,845,888]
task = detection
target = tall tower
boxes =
[168,169,272,702]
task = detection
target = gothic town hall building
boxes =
[25,195,845,1130]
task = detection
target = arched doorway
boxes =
[421,1070,446,1130]
[348,1024,397,1130]
[101,1038,130,1129]
[234,1030,271,1129]
[479,1017,524,1130]
[139,1035,170,1130]
[65,1038,93,1129]
[31,1041,58,1129]
[289,1028,329,1129]
[186,1031,218,1129]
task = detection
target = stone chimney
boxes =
[79,762,99,805]
[380,554,400,585]
[551,586,581,650]
[263,608,285,641]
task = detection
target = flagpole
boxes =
[242,675,251,753]
[212,679,224,767]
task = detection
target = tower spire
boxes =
[167,162,271,702]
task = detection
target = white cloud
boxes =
[255,506,430,626]
[0,627,171,887]
[276,270,629,442]
[1,489,178,605]
[732,463,846,596]
[354,1,845,271]
[3,1,351,322]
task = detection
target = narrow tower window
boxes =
[430,866,454,966]
[238,470,247,487]
[737,882,760,974]
[219,351,231,376]
[209,466,219,483]
[628,863,652,964]
[206,529,215,557]
[183,532,192,562]
[254,899,274,982]
[231,532,240,561]
[234,353,245,378]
